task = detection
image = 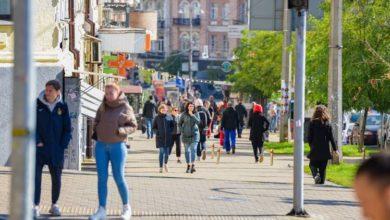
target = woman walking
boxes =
[248,104,270,163]
[307,105,338,184]
[90,83,137,220]
[179,102,200,173]
[171,106,182,163]
[153,104,174,173]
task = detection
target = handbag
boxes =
[331,150,340,164]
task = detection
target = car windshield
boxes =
[366,115,381,126]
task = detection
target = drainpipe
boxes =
[85,0,96,36]
[69,0,80,69]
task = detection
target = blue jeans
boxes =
[224,129,236,152]
[95,141,129,207]
[270,116,277,132]
[197,141,206,158]
[238,124,244,136]
[184,142,198,164]
[159,147,170,167]
[145,117,154,138]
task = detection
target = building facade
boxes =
[139,0,248,78]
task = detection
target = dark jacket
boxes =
[172,114,181,135]
[143,100,157,119]
[179,112,200,144]
[153,113,174,148]
[307,119,338,161]
[248,112,270,142]
[197,106,211,132]
[36,94,71,167]
[235,103,247,125]
[221,107,239,130]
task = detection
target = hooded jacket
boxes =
[94,92,137,143]
[152,113,174,148]
[248,112,269,142]
[36,91,71,167]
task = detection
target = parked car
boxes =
[351,114,381,146]
[378,114,390,149]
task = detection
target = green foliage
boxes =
[306,0,390,112]
[304,163,359,187]
[264,141,310,155]
[342,145,380,157]
[159,52,184,75]
[229,31,283,100]
[139,68,154,85]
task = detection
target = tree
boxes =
[229,31,283,105]
[306,0,390,150]
[158,52,184,75]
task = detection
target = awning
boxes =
[120,85,143,94]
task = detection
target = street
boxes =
[0,131,362,220]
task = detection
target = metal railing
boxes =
[173,18,201,26]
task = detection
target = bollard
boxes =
[270,149,274,166]
[210,144,215,159]
[217,147,222,164]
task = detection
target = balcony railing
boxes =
[173,18,201,26]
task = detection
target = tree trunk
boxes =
[380,112,385,150]
[358,108,368,152]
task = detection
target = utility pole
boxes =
[280,0,292,142]
[10,0,36,219]
[287,0,309,217]
[328,0,343,162]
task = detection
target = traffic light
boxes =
[288,0,309,9]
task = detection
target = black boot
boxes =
[232,147,236,154]
[186,165,191,173]
[191,164,196,173]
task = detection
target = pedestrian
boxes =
[209,96,218,132]
[90,83,137,220]
[354,153,390,220]
[195,99,211,160]
[268,102,277,133]
[307,105,338,185]
[171,106,182,163]
[248,103,269,163]
[153,104,174,173]
[143,95,157,139]
[33,80,72,218]
[179,101,200,173]
[204,100,214,138]
[235,99,248,138]
[221,101,239,154]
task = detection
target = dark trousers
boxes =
[171,134,181,157]
[34,162,63,205]
[251,140,264,161]
[309,160,328,184]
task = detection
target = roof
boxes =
[120,85,142,94]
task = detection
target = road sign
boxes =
[221,61,232,73]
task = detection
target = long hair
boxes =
[185,101,197,114]
[312,105,330,122]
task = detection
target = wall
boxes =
[129,11,158,40]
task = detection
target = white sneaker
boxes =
[120,204,131,220]
[49,204,61,216]
[164,164,169,173]
[33,206,40,218]
[89,207,106,220]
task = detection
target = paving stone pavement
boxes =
[0,131,362,220]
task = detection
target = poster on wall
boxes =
[64,77,82,170]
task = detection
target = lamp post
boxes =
[287,0,309,217]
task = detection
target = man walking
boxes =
[34,80,71,217]
[143,95,157,139]
[235,99,247,138]
[221,102,239,154]
[195,99,211,160]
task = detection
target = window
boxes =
[210,35,216,52]
[210,3,218,20]
[179,1,190,18]
[239,3,247,23]
[192,32,200,50]
[223,35,229,52]
[0,0,12,20]
[192,1,201,18]
[222,4,229,21]
[180,32,190,51]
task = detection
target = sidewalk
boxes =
[0,130,362,219]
